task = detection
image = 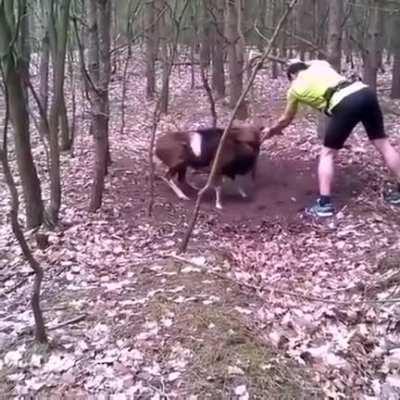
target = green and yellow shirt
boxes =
[287,60,367,113]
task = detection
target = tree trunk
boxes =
[50,1,71,152]
[392,53,400,98]
[39,31,50,137]
[88,0,111,212]
[225,0,246,119]
[256,0,267,52]
[144,0,156,99]
[47,0,71,224]
[271,0,278,78]
[315,0,328,57]
[295,0,307,59]
[211,0,225,97]
[0,3,44,229]
[318,0,343,140]
[326,0,343,70]
[159,0,169,114]
[363,0,383,90]
[200,0,211,68]
[0,105,47,344]
[390,14,400,98]
[344,27,354,68]
[20,0,30,105]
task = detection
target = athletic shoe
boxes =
[305,198,335,218]
[384,190,400,206]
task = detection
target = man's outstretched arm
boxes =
[262,95,298,141]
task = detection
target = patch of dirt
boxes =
[113,153,367,227]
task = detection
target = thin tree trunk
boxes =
[326,0,343,71]
[211,0,225,97]
[159,0,169,114]
[318,0,343,140]
[39,31,50,137]
[363,0,382,90]
[256,0,267,52]
[390,14,400,98]
[391,52,400,98]
[271,0,278,78]
[0,3,44,229]
[144,0,156,99]
[200,0,211,68]
[225,0,246,119]
[88,0,111,212]
[47,0,71,224]
[67,45,76,155]
[0,82,47,344]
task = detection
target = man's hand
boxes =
[261,126,283,142]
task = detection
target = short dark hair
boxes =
[286,61,309,80]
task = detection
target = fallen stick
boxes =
[48,314,86,331]
[169,254,400,307]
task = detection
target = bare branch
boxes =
[179,0,300,253]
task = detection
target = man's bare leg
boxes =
[318,146,337,197]
[372,138,400,179]
[306,146,336,217]
[372,138,400,204]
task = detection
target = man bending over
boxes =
[264,59,400,218]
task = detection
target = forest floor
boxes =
[2,56,400,399]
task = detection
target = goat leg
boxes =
[178,169,200,191]
[214,175,223,209]
[223,176,248,199]
[162,169,190,200]
[236,179,248,198]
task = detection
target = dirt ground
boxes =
[113,151,367,227]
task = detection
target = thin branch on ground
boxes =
[169,254,400,306]
[48,314,86,331]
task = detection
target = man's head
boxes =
[286,59,309,81]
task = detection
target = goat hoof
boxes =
[216,204,223,210]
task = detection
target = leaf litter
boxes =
[1,49,400,398]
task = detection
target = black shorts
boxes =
[324,87,386,150]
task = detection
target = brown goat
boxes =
[155,125,263,209]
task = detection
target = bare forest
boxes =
[2,0,400,398]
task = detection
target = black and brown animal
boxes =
[155,125,263,209]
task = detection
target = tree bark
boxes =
[326,0,343,70]
[0,2,44,229]
[362,0,383,90]
[318,0,343,140]
[0,86,47,344]
[211,0,225,97]
[158,0,169,114]
[392,52,400,98]
[256,0,267,52]
[88,0,111,212]
[225,0,246,119]
[144,0,157,99]
[390,14,400,98]
[200,0,211,68]
[47,0,71,224]
[39,31,50,137]
[271,0,278,78]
